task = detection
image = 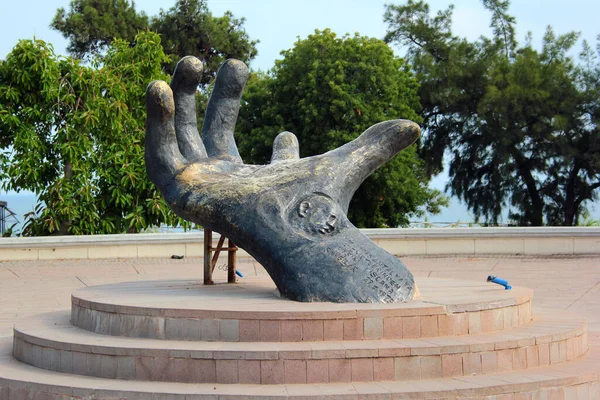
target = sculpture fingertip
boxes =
[273,131,299,149]
[223,58,249,72]
[179,56,204,71]
[213,59,250,96]
[172,56,204,92]
[147,80,175,119]
[395,119,421,145]
[271,131,300,162]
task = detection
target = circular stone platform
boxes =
[71,277,533,341]
[5,275,598,399]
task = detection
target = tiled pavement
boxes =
[0,254,598,340]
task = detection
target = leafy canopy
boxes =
[51,0,258,78]
[384,0,600,226]
[0,32,186,235]
[235,29,447,228]
[50,0,148,59]
[151,0,258,78]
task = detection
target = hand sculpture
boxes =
[146,56,420,303]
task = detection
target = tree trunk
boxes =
[512,151,544,226]
[563,163,580,226]
[58,160,73,235]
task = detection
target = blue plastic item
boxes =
[487,275,512,290]
[236,270,244,277]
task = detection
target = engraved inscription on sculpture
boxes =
[145,56,418,303]
[364,265,405,303]
[323,237,407,303]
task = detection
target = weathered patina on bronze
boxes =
[145,56,420,303]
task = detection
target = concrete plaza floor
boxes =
[0,254,598,341]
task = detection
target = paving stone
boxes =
[215,360,238,384]
[463,352,482,375]
[306,359,329,383]
[420,355,442,379]
[116,356,136,380]
[363,318,383,340]
[394,356,420,380]
[260,360,284,384]
[280,320,302,342]
[238,320,259,342]
[383,317,403,339]
[441,353,463,377]
[219,319,239,342]
[350,358,373,382]
[402,316,420,338]
[420,315,439,337]
[100,355,117,379]
[58,350,72,374]
[302,320,324,341]
[238,359,260,384]
[181,319,202,340]
[259,320,280,342]
[328,358,351,383]
[343,318,363,340]
[283,359,307,384]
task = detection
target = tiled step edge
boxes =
[1,338,599,399]
[70,296,533,341]
[13,311,587,384]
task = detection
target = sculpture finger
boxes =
[271,131,300,163]
[170,56,207,161]
[332,120,420,205]
[145,81,187,186]
[202,59,249,163]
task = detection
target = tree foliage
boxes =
[151,0,258,78]
[51,0,258,79]
[384,0,600,226]
[0,32,184,235]
[50,0,148,59]
[235,30,447,228]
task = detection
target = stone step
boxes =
[13,311,587,384]
[70,277,534,341]
[1,336,599,399]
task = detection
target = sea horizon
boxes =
[1,191,598,236]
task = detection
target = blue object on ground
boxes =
[487,275,512,290]
[236,270,244,277]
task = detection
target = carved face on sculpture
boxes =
[289,193,346,236]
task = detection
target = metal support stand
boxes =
[0,201,19,237]
[203,229,238,285]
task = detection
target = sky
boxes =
[2,0,600,70]
[1,0,599,225]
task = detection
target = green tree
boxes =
[151,0,258,78]
[384,0,600,226]
[235,30,447,227]
[51,0,258,79]
[51,0,149,59]
[0,32,182,235]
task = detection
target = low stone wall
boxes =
[0,227,598,261]
[367,227,600,256]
